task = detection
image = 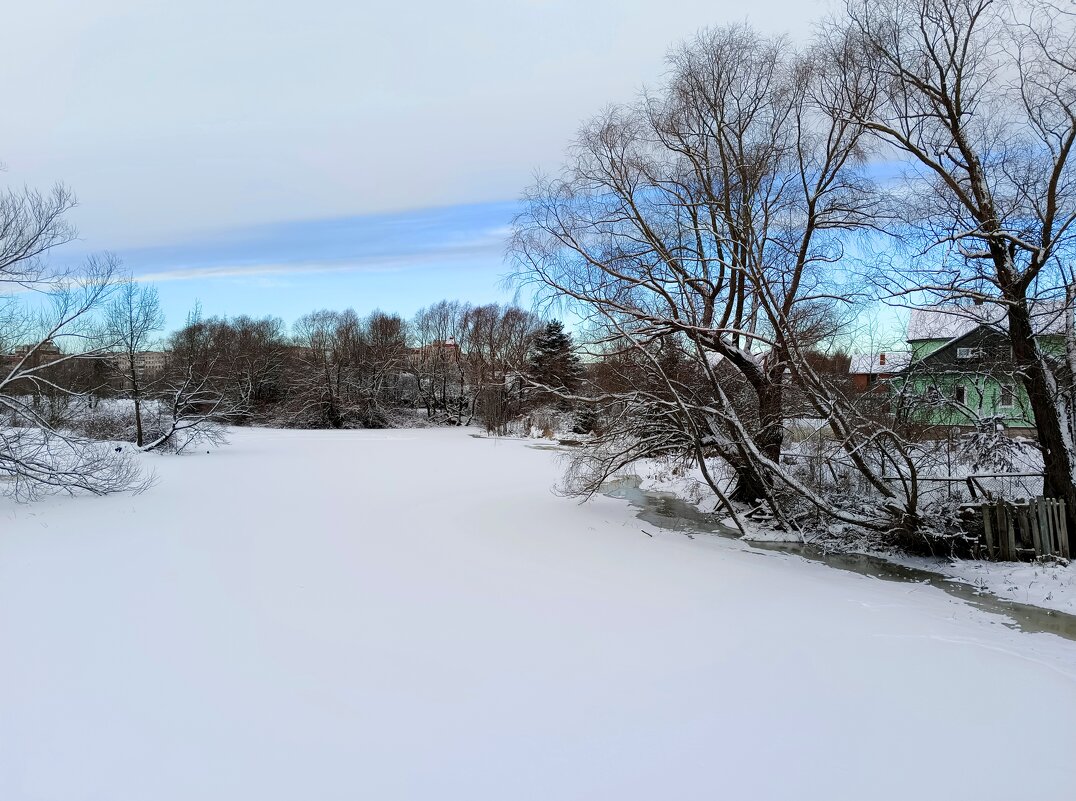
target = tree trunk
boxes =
[728,454,772,503]
[1008,301,1076,552]
[756,377,785,465]
[728,378,784,503]
[129,353,143,448]
[134,396,143,448]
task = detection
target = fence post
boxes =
[1004,504,1017,561]
[983,502,995,558]
[1056,500,1070,560]
[1033,497,1047,557]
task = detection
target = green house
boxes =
[898,304,1068,435]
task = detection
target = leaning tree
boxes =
[0,177,144,498]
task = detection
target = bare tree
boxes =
[201,315,290,421]
[359,310,411,416]
[143,308,241,452]
[284,309,398,428]
[0,173,144,497]
[103,279,165,447]
[512,24,881,525]
[826,0,1076,538]
[461,304,541,432]
[0,182,77,287]
[410,300,469,423]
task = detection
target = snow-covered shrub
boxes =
[69,404,140,442]
[958,422,1027,474]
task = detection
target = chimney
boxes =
[878,352,886,366]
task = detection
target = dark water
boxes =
[602,476,1076,641]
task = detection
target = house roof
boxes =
[848,351,911,375]
[907,302,1069,341]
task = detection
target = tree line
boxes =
[0,212,585,497]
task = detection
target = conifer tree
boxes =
[527,320,582,399]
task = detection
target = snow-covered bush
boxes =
[958,422,1028,474]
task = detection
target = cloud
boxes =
[81,200,519,284]
[134,235,507,283]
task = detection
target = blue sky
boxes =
[57,200,525,328]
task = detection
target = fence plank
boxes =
[1051,500,1060,555]
[1005,505,1017,561]
[983,503,995,558]
[1031,499,1044,556]
[980,497,1072,561]
[1051,500,1064,559]
[1054,503,1063,559]
[1041,498,1052,557]
[993,504,1004,560]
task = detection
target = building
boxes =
[7,339,63,361]
[848,351,910,391]
[408,338,461,364]
[1,341,65,375]
[898,303,1069,434]
[111,351,171,390]
[117,350,170,374]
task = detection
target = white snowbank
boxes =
[1,428,1075,801]
[894,555,1076,615]
[630,454,716,507]
[626,454,1076,610]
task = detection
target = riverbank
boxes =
[625,454,1076,617]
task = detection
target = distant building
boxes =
[409,338,461,363]
[120,351,170,375]
[9,340,63,360]
[2,340,64,372]
[848,351,910,391]
[898,303,1070,433]
[112,351,171,389]
[853,301,1072,435]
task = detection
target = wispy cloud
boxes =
[39,200,525,325]
[134,236,508,283]
[94,200,519,284]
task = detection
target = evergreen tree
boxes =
[527,321,582,400]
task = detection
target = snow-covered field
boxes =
[2,428,1075,800]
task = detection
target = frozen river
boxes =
[2,428,1074,800]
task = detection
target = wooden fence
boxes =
[981,497,1071,561]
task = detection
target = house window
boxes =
[953,385,966,404]
[956,347,981,360]
[998,383,1014,408]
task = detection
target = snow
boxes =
[847,351,911,374]
[629,453,1076,610]
[907,301,1068,341]
[626,453,710,501]
[895,555,1076,615]
[2,427,1076,800]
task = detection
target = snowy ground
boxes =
[2,428,1076,801]
[630,455,1076,615]
[893,554,1076,615]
